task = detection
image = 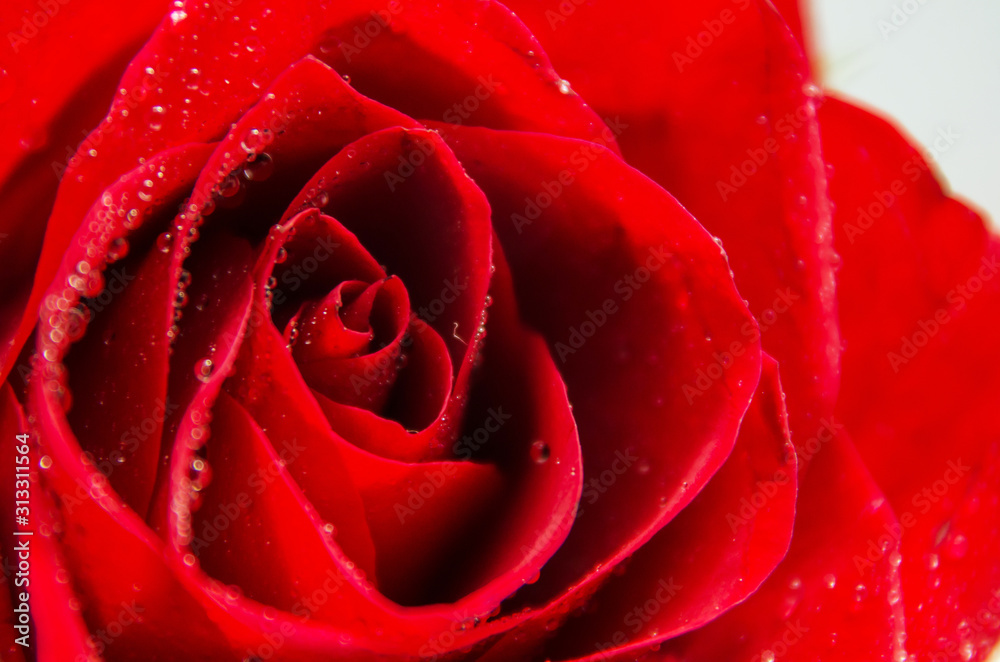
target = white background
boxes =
[811,0,1000,227]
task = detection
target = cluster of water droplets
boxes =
[171,402,217,554]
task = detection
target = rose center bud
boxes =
[286,276,410,415]
[260,211,454,440]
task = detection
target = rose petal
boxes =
[62,212,175,517]
[213,245,580,649]
[276,127,493,459]
[293,278,412,414]
[311,0,619,145]
[33,142,215,522]
[190,390,384,617]
[539,356,797,661]
[286,281,380,359]
[0,0,170,377]
[258,210,454,460]
[654,430,907,661]
[821,96,1000,662]
[0,383,97,662]
[771,0,809,56]
[436,125,760,610]
[499,0,840,467]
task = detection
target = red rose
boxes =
[0,1,997,661]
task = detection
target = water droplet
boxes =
[240,128,264,154]
[156,232,173,253]
[530,440,550,464]
[83,271,104,297]
[107,237,130,262]
[219,173,241,198]
[824,573,837,589]
[147,105,166,131]
[39,455,52,469]
[854,583,868,602]
[195,358,214,382]
[170,9,188,24]
[888,551,902,568]
[926,553,940,570]
[557,79,573,95]
[243,152,274,181]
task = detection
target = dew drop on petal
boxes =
[244,152,274,181]
[219,174,241,198]
[530,440,550,464]
[156,232,173,253]
[107,237,130,262]
[195,358,214,382]
[147,105,166,131]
